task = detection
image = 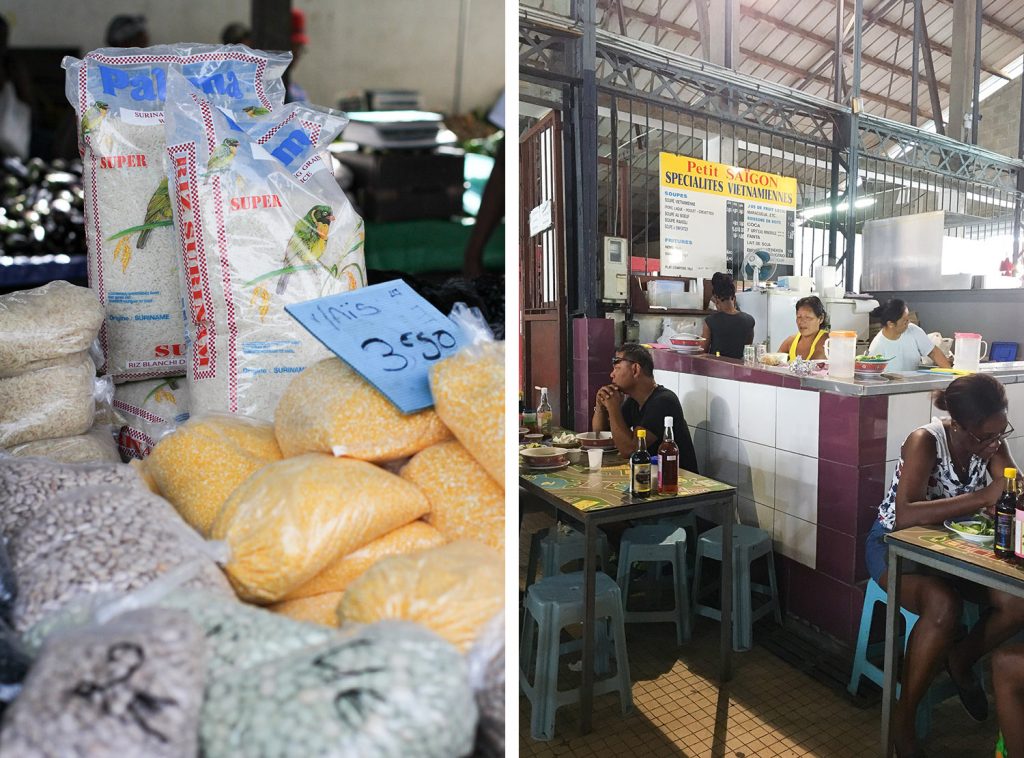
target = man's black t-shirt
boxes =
[621,385,699,474]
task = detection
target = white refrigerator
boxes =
[735,289,801,351]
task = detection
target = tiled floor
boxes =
[519,513,997,757]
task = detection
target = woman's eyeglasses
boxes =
[963,423,1015,447]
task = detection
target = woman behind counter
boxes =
[701,272,754,359]
[777,296,828,360]
[869,298,952,372]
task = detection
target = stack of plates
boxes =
[671,345,703,354]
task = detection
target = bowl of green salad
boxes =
[943,515,995,545]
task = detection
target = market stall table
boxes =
[881,526,1024,756]
[520,453,737,735]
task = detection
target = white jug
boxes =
[952,332,988,373]
[824,330,857,378]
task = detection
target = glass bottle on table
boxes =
[994,467,1017,560]
[1014,481,1024,564]
[536,387,553,437]
[658,415,679,494]
[630,428,652,498]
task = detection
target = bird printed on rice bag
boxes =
[204,137,240,182]
[242,106,270,117]
[276,205,335,295]
[137,178,171,249]
[81,101,109,141]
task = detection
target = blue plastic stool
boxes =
[616,524,691,645]
[691,524,781,652]
[524,525,611,592]
[519,571,633,741]
[847,578,982,737]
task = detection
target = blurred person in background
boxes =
[285,9,309,103]
[869,298,951,372]
[701,272,754,359]
[105,14,149,48]
[777,296,828,360]
[221,22,253,47]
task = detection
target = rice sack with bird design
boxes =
[163,68,366,421]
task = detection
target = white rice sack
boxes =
[164,68,366,420]
[0,353,100,448]
[0,281,104,378]
[4,423,120,464]
[114,376,190,460]
[200,621,477,758]
[62,45,290,383]
[2,607,205,758]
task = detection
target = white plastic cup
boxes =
[587,448,604,471]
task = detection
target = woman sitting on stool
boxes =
[863,373,1024,757]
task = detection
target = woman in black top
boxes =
[701,272,754,359]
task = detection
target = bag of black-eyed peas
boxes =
[163,67,366,421]
[62,45,290,383]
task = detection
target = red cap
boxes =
[290,8,309,46]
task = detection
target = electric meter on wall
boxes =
[602,236,628,301]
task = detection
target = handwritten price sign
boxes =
[285,280,464,413]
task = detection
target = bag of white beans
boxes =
[62,44,290,383]
[163,67,366,420]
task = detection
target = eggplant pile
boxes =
[0,157,86,257]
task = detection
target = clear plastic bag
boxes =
[210,454,429,603]
[4,423,121,464]
[0,353,103,448]
[0,281,105,378]
[143,413,281,536]
[163,67,366,420]
[338,540,503,653]
[62,44,291,382]
[113,376,190,461]
[429,304,504,488]
[466,610,505,758]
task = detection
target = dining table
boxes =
[881,525,1024,756]
[519,446,738,735]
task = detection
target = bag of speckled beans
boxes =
[163,68,366,421]
[62,45,291,383]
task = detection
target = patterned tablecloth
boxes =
[519,459,733,512]
[888,525,1024,583]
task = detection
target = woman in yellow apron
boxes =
[777,296,828,360]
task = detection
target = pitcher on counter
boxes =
[776,296,828,360]
[868,298,952,371]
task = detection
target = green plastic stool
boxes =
[616,524,691,645]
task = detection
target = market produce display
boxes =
[0,156,87,259]
[4,423,120,464]
[2,608,205,757]
[274,356,452,461]
[338,540,503,652]
[268,591,346,627]
[112,376,190,461]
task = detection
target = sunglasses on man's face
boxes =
[611,358,636,367]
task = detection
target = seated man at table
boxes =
[592,342,698,473]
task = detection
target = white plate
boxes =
[525,461,570,472]
[943,518,995,545]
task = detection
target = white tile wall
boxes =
[653,369,679,400]
[1008,436,1024,469]
[707,377,740,437]
[737,440,776,508]
[886,392,934,461]
[738,382,777,447]
[775,388,819,458]
[774,449,819,523]
[677,372,709,427]
[774,511,817,568]
[1005,383,1024,437]
[737,496,775,533]
[690,425,709,474]
[706,431,739,486]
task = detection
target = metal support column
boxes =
[844,0,863,290]
[971,0,982,144]
[1015,83,1024,264]
[911,0,921,126]
[833,0,844,103]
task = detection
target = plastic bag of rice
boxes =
[430,304,504,487]
[401,440,504,552]
[338,540,503,653]
[114,376,190,460]
[0,457,141,539]
[163,67,366,420]
[199,620,477,758]
[62,44,290,382]
[144,413,282,537]
[209,454,428,603]
[281,520,446,601]
[0,353,110,448]
[274,356,452,461]
[3,423,120,464]
[6,483,231,631]
[1,607,205,758]
[0,281,105,378]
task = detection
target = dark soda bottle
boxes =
[630,428,652,498]
[994,467,1017,560]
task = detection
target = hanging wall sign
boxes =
[659,153,797,278]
